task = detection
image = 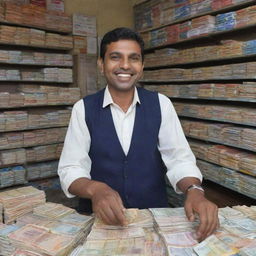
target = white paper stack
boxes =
[0,186,46,224]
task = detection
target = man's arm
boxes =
[158,94,219,241]
[58,100,126,225]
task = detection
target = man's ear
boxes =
[97,58,104,74]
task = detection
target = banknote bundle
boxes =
[0,223,20,256]
[0,108,71,133]
[92,208,154,229]
[8,224,74,256]
[77,208,165,256]
[0,186,46,224]
[33,202,75,219]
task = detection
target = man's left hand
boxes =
[184,189,219,241]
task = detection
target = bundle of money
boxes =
[93,208,154,229]
[0,186,46,224]
[233,205,256,220]
[0,224,20,255]
[193,234,239,256]
[33,202,75,220]
[9,224,74,256]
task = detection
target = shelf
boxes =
[0,20,71,35]
[0,80,72,83]
[138,0,256,33]
[185,134,256,153]
[141,78,256,83]
[177,114,256,127]
[0,124,68,133]
[203,179,256,207]
[167,95,256,103]
[144,23,256,51]
[0,103,76,110]
[144,53,256,69]
[0,128,67,151]
[0,62,73,68]
[198,160,256,200]
[0,156,60,169]
[0,41,73,51]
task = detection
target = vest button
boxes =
[124,160,128,164]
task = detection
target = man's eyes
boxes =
[109,55,141,61]
[110,55,120,60]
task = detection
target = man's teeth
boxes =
[117,74,131,77]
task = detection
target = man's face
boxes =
[98,39,144,92]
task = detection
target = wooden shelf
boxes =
[144,53,256,70]
[203,180,256,207]
[144,23,256,51]
[0,20,71,35]
[0,41,73,51]
[0,80,72,83]
[167,95,256,103]
[138,0,256,34]
[178,114,256,127]
[141,78,256,83]
[185,134,256,153]
[0,103,75,110]
[0,62,73,68]
[0,124,68,133]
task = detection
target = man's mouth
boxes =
[116,73,133,78]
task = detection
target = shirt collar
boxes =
[102,86,141,108]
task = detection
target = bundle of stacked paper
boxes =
[0,107,71,132]
[180,119,256,151]
[0,186,45,224]
[3,2,71,33]
[189,140,256,177]
[0,25,73,49]
[173,102,256,126]
[0,166,26,188]
[140,3,256,48]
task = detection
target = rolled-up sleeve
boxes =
[58,99,92,198]
[158,94,202,193]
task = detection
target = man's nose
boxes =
[119,57,130,69]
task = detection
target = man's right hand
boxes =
[68,177,126,226]
[91,182,127,226]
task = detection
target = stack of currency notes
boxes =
[77,208,166,256]
[0,223,20,255]
[0,186,46,224]
[33,202,75,219]
[9,224,74,256]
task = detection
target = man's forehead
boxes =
[106,40,142,54]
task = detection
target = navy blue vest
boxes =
[79,87,168,213]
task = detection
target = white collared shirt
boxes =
[58,87,202,198]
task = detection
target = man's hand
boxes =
[91,182,127,226]
[68,177,126,226]
[184,189,219,241]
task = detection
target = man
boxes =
[58,27,218,241]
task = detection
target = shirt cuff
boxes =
[58,166,91,198]
[166,163,203,194]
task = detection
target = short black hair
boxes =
[100,27,144,62]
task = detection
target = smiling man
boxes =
[58,27,219,241]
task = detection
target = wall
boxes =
[65,0,134,36]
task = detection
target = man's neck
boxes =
[108,87,135,113]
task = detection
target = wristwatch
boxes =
[186,184,205,194]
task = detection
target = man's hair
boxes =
[100,27,145,62]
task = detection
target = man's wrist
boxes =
[185,184,205,195]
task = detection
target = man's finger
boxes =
[185,203,195,222]
[206,207,219,237]
[197,211,208,241]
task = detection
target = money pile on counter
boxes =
[0,186,255,256]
